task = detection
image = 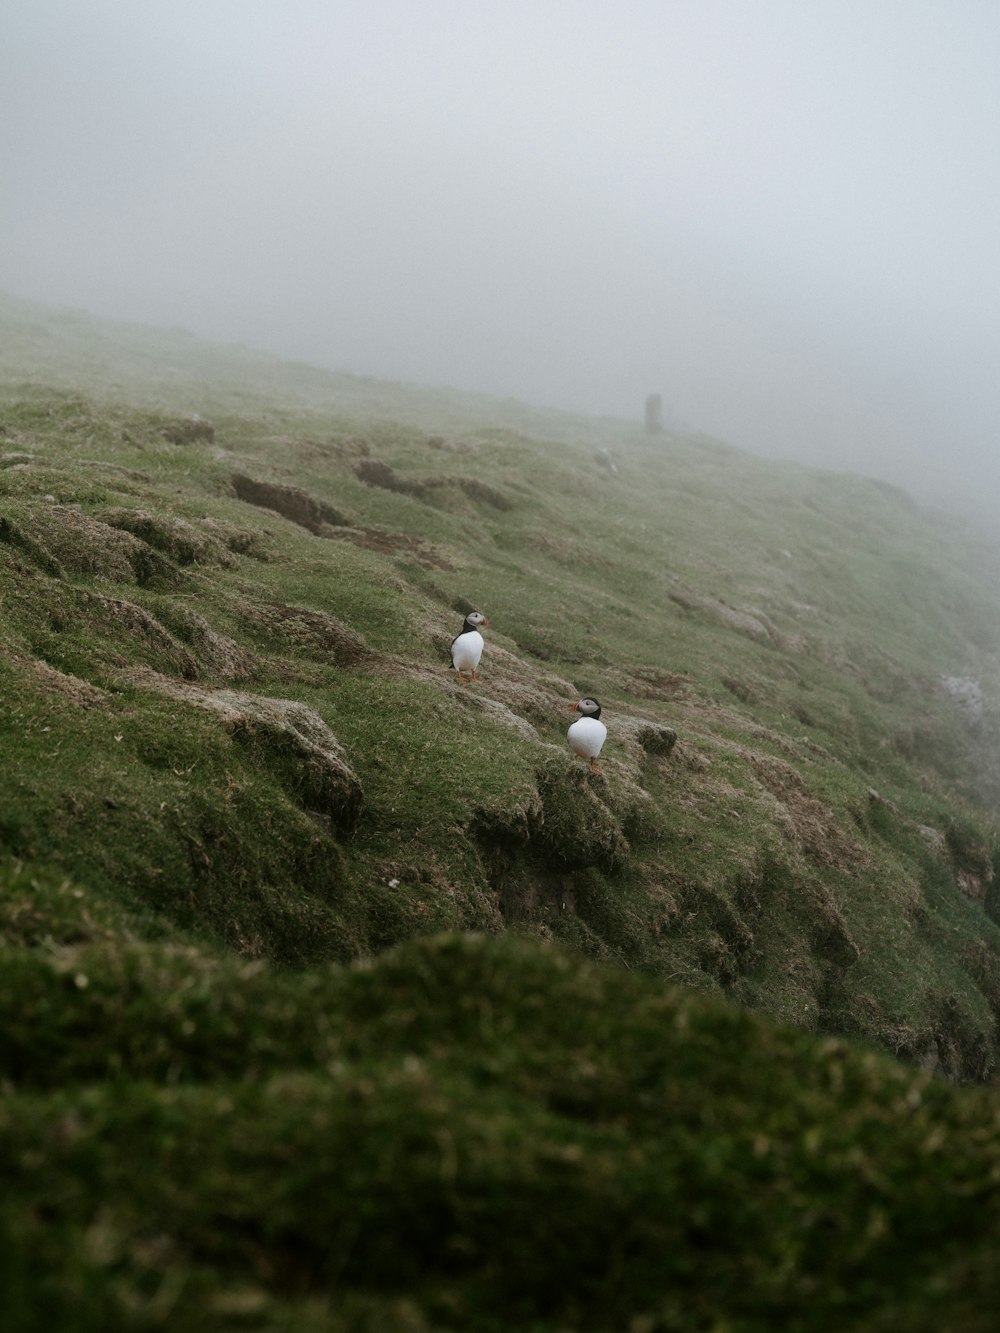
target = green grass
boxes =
[4,292,1000,1326]
[2,927,1000,1331]
[5,361,1000,1049]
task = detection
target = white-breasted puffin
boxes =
[567,697,607,775]
[450,610,490,682]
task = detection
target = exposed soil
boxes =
[328,526,454,569]
[355,458,512,511]
[231,473,350,532]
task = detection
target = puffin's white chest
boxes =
[567,715,607,760]
[451,629,484,672]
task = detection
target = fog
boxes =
[5,1,1000,514]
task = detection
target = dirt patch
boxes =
[354,459,428,498]
[490,866,584,927]
[355,460,512,511]
[231,474,350,532]
[328,526,454,570]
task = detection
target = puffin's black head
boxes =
[571,697,602,719]
[463,610,489,631]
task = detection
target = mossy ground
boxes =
[3,921,1000,1331]
[3,294,1000,1326]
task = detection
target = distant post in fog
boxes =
[644,393,663,434]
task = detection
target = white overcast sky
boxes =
[4,1,1000,511]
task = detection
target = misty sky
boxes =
[4,1,1000,512]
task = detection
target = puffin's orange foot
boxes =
[589,759,604,776]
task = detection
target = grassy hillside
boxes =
[3,292,1000,1328]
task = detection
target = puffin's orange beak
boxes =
[567,701,580,712]
[482,617,490,626]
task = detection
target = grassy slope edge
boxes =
[2,294,1000,1328]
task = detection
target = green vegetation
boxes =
[4,924,1000,1332]
[3,291,1000,1327]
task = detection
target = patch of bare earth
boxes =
[327,527,454,570]
[355,458,512,511]
[231,474,350,533]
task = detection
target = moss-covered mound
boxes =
[2,903,999,1332]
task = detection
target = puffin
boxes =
[567,697,607,775]
[450,610,490,682]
